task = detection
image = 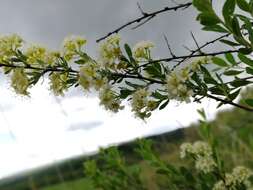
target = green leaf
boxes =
[246,67,253,74]
[223,70,243,76]
[220,39,241,46]
[230,79,251,87]
[125,81,145,89]
[204,76,218,84]
[119,88,134,99]
[120,56,130,63]
[201,66,218,84]
[197,13,221,26]
[238,53,253,67]
[223,0,236,16]
[75,59,85,65]
[60,57,68,68]
[191,72,203,86]
[237,0,250,12]
[223,0,236,25]
[193,0,213,12]
[124,43,132,58]
[209,86,225,95]
[225,53,237,65]
[202,25,228,33]
[250,1,253,15]
[231,16,243,38]
[244,99,253,107]
[239,48,252,54]
[228,89,241,100]
[151,91,168,100]
[200,65,211,76]
[159,100,169,110]
[241,17,253,45]
[144,62,163,78]
[212,57,228,67]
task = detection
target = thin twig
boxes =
[138,49,238,69]
[131,15,155,30]
[171,33,231,71]
[191,31,202,54]
[110,72,165,84]
[206,93,253,112]
[0,62,78,74]
[137,2,147,16]
[163,34,176,57]
[96,2,192,43]
[111,71,253,112]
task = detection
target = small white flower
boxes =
[49,72,68,96]
[232,166,252,183]
[11,69,29,95]
[195,156,216,173]
[224,173,235,187]
[78,62,107,91]
[99,85,124,113]
[99,34,121,67]
[0,34,23,61]
[165,67,193,103]
[180,143,193,158]
[61,35,87,60]
[131,88,151,119]
[192,141,212,157]
[133,41,154,60]
[178,67,190,82]
[190,57,210,72]
[212,181,226,190]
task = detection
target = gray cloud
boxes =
[67,121,103,131]
[0,0,224,110]
[0,0,212,54]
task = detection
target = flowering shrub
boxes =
[83,110,253,190]
[1,0,253,189]
[2,0,253,117]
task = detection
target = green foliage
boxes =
[81,107,253,190]
[84,147,147,190]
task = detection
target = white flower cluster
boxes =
[11,68,30,95]
[0,34,23,62]
[165,67,193,103]
[49,72,68,96]
[165,56,210,103]
[213,166,252,190]
[190,56,210,72]
[25,45,60,66]
[131,88,157,119]
[62,35,87,61]
[180,141,216,173]
[78,61,107,91]
[99,85,124,113]
[133,41,154,60]
[99,34,121,68]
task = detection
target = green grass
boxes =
[41,178,93,190]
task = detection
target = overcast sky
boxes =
[0,0,230,178]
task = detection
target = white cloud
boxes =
[0,0,231,179]
[0,78,231,178]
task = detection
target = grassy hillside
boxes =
[1,100,253,189]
